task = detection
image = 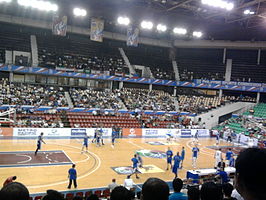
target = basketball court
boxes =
[0,137,235,194]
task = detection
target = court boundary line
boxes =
[62,149,74,164]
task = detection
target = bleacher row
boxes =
[1,23,266,82]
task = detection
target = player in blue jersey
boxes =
[35,132,46,155]
[166,147,173,170]
[225,148,234,166]
[229,155,235,167]
[172,152,181,178]
[192,145,200,168]
[81,133,89,153]
[111,125,118,146]
[180,146,185,169]
[130,154,140,179]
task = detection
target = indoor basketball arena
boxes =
[0,0,266,200]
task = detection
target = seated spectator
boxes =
[235,148,266,200]
[3,176,17,187]
[73,196,83,200]
[169,178,188,200]
[222,183,237,200]
[215,167,229,184]
[0,182,29,200]
[86,194,99,200]
[108,178,119,191]
[141,177,169,200]
[187,186,200,200]
[124,175,134,190]
[200,182,223,200]
[42,190,64,200]
[110,186,131,200]
[231,189,244,200]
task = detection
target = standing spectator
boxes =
[67,164,77,189]
[169,178,188,200]
[141,178,169,200]
[222,183,237,200]
[235,148,266,200]
[0,182,29,200]
[3,176,17,187]
[200,182,223,200]
[108,178,119,191]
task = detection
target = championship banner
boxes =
[52,16,67,36]
[127,26,139,47]
[90,18,104,42]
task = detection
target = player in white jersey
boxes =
[214,148,222,168]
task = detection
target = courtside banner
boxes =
[0,128,13,137]
[142,129,181,138]
[13,128,112,138]
[123,128,142,137]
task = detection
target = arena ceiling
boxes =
[1,0,266,40]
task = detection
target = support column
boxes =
[223,48,227,64]
[119,81,123,90]
[173,87,177,96]
[9,72,13,83]
[149,84,152,91]
[257,92,260,103]
[257,49,261,65]
[225,59,232,81]
[110,81,113,90]
[219,89,223,98]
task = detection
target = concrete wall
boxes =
[195,102,255,129]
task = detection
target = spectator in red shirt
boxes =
[3,176,17,187]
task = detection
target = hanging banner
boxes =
[90,18,104,42]
[127,26,139,47]
[52,16,68,36]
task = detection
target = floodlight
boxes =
[157,24,167,32]
[17,0,58,12]
[173,27,187,35]
[117,16,130,26]
[73,8,87,17]
[244,9,255,15]
[0,0,12,3]
[141,20,153,30]
[201,0,234,11]
[193,31,203,38]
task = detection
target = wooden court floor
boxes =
[0,137,232,194]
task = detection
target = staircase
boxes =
[118,48,136,76]
[64,91,74,108]
[172,61,180,81]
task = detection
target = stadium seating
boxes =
[70,88,122,109]
[120,88,176,111]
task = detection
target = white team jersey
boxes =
[215,150,222,160]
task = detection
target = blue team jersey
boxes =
[166,150,173,158]
[83,136,88,145]
[181,150,185,160]
[173,155,181,167]
[192,147,199,157]
[37,135,42,144]
[68,168,77,180]
[229,157,235,167]
[112,131,117,138]
[226,151,233,160]
[132,157,139,168]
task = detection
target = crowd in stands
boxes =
[0,79,67,107]
[70,88,122,109]
[215,104,266,142]
[1,148,265,200]
[120,88,176,111]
